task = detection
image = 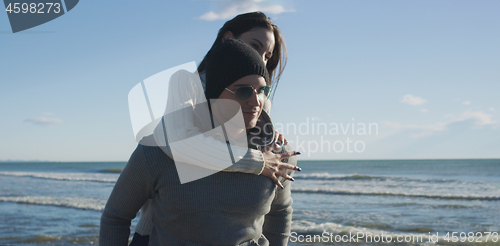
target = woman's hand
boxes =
[274,129,287,146]
[260,130,301,189]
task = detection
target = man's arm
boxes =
[99,145,156,246]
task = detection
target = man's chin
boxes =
[244,118,259,130]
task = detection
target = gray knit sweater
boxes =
[99,143,295,246]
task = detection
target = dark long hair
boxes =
[198,12,287,96]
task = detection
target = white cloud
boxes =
[400,94,427,105]
[420,109,428,113]
[458,111,494,125]
[383,110,496,138]
[24,117,63,126]
[463,101,471,105]
[382,121,446,131]
[382,121,447,138]
[489,107,495,111]
[199,0,293,21]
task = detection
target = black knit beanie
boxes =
[205,39,269,100]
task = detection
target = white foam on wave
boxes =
[0,196,106,211]
[293,172,477,184]
[291,187,500,201]
[294,173,381,180]
[0,171,117,183]
[292,220,441,245]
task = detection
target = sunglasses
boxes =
[225,85,272,102]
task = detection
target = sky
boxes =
[1,0,499,161]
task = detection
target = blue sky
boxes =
[1,0,499,161]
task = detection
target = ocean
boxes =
[0,159,499,245]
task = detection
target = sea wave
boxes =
[0,171,117,183]
[22,234,62,244]
[291,188,500,201]
[98,168,123,173]
[0,234,99,245]
[0,196,106,211]
[389,202,473,209]
[291,220,439,245]
[293,172,488,185]
[293,173,387,181]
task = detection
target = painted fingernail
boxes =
[297,152,301,155]
[290,177,295,181]
[280,185,284,189]
[297,167,302,172]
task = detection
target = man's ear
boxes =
[222,31,235,42]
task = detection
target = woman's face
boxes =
[224,28,275,65]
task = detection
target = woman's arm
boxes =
[155,70,300,182]
[155,70,271,174]
[99,145,156,246]
[262,144,296,245]
[227,130,300,180]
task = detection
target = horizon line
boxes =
[1,158,499,163]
